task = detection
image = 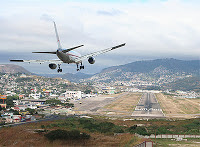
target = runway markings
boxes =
[132,93,165,117]
[134,107,162,111]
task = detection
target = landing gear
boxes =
[76,64,79,71]
[57,69,62,72]
[76,63,84,71]
[80,65,84,69]
[57,64,62,73]
[80,62,84,69]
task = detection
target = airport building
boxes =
[101,87,115,94]
[60,91,82,100]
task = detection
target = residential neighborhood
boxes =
[0,72,199,125]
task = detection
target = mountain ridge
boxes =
[1,58,199,84]
[100,58,200,74]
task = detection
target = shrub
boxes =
[129,126,150,136]
[135,127,149,136]
[45,129,90,141]
[97,122,115,133]
[113,126,124,133]
[128,125,137,134]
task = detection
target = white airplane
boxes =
[10,22,126,72]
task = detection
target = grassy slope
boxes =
[0,117,200,146]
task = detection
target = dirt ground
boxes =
[155,93,200,119]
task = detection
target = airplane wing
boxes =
[74,43,126,63]
[10,59,63,64]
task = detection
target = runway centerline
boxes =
[132,93,165,118]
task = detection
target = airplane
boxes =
[10,22,126,73]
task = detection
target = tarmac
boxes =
[131,93,165,118]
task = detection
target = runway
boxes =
[132,93,165,118]
[72,93,128,114]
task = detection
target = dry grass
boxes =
[100,93,142,116]
[155,93,200,118]
[0,122,145,147]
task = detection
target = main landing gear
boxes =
[77,63,84,71]
[57,64,62,73]
[56,63,85,72]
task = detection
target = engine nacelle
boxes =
[88,57,95,64]
[49,63,57,69]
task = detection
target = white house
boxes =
[29,93,41,99]
[61,91,82,100]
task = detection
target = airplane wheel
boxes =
[57,69,62,72]
[80,65,84,69]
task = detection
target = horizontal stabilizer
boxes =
[62,45,84,53]
[10,59,63,64]
[10,60,24,62]
[32,52,56,54]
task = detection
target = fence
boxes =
[134,141,153,147]
[136,133,200,139]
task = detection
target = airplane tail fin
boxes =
[53,21,62,49]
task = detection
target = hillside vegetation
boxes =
[164,76,200,92]
[0,117,199,146]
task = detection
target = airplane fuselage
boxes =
[56,49,81,64]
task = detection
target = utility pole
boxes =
[155,129,157,147]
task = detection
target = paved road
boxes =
[0,115,68,129]
[132,93,165,118]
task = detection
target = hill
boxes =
[0,64,31,74]
[101,58,199,74]
[84,58,199,83]
[163,76,200,92]
[39,72,93,82]
[4,59,199,91]
[76,58,200,91]
[61,72,93,82]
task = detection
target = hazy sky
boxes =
[0,0,200,74]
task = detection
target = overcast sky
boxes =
[0,0,200,74]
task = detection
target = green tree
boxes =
[84,89,91,94]
[26,108,35,115]
[5,95,18,108]
[45,99,62,106]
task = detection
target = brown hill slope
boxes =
[0,64,31,74]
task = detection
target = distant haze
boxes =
[0,0,200,74]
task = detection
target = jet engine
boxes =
[88,57,95,64]
[49,63,57,69]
